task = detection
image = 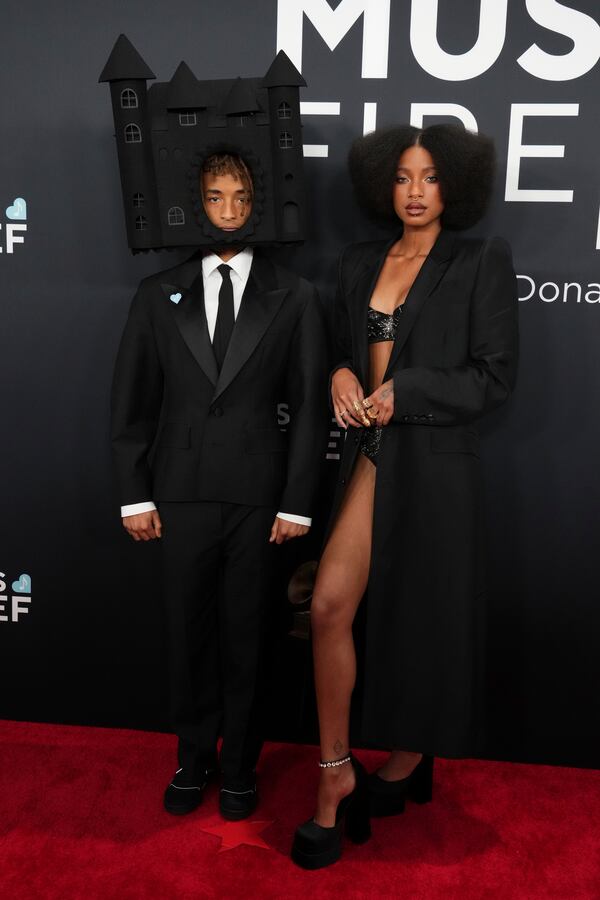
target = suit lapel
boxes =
[213,254,288,400]
[161,254,219,386]
[384,229,456,379]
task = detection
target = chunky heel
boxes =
[408,754,434,804]
[369,754,434,818]
[291,754,371,869]
[345,766,371,844]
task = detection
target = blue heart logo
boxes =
[6,198,27,220]
[170,292,182,304]
[12,573,31,593]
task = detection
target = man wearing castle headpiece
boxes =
[103,36,327,820]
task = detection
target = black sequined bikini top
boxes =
[367,305,403,343]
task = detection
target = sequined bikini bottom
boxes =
[359,426,382,464]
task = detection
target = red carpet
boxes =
[1,721,599,899]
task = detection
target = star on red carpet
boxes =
[200,818,274,852]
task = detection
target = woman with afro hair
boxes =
[292,124,518,869]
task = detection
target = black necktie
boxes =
[213,264,235,370]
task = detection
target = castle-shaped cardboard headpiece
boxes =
[99,35,307,252]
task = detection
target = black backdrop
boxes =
[1,0,599,768]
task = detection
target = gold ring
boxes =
[366,407,379,420]
[352,400,363,414]
[362,398,373,409]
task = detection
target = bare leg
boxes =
[310,453,376,826]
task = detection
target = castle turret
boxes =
[262,51,306,240]
[99,34,161,251]
[167,62,210,111]
[222,78,262,117]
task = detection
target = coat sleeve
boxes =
[391,237,518,426]
[279,284,329,518]
[110,285,164,506]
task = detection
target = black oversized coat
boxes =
[331,230,518,756]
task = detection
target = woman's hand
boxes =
[362,379,395,426]
[332,367,370,428]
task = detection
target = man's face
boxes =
[201,171,253,232]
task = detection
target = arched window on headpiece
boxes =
[133,193,145,208]
[283,202,300,233]
[121,89,138,109]
[124,123,142,144]
[279,132,294,149]
[277,102,292,119]
[168,207,185,226]
[135,216,148,231]
[179,113,197,126]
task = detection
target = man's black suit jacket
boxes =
[111,250,327,517]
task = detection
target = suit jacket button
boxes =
[212,406,223,417]
[354,436,360,443]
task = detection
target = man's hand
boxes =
[123,510,163,542]
[269,516,309,544]
[331,367,370,428]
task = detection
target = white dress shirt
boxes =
[121,247,311,526]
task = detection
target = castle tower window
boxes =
[179,112,197,126]
[277,102,292,119]
[121,89,138,109]
[135,216,148,231]
[124,123,142,143]
[283,201,300,233]
[279,132,294,149]
[168,206,185,226]
[133,193,145,208]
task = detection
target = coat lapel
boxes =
[383,229,455,379]
[346,235,398,386]
[160,253,219,386]
[213,254,288,400]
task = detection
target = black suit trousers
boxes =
[159,500,277,779]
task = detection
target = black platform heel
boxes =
[369,754,434,817]
[291,754,371,870]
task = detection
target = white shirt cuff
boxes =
[277,512,312,527]
[121,501,157,517]
[121,504,310,526]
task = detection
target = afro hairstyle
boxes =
[348,124,496,230]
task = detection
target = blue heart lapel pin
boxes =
[160,283,186,305]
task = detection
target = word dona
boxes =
[518,276,600,303]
